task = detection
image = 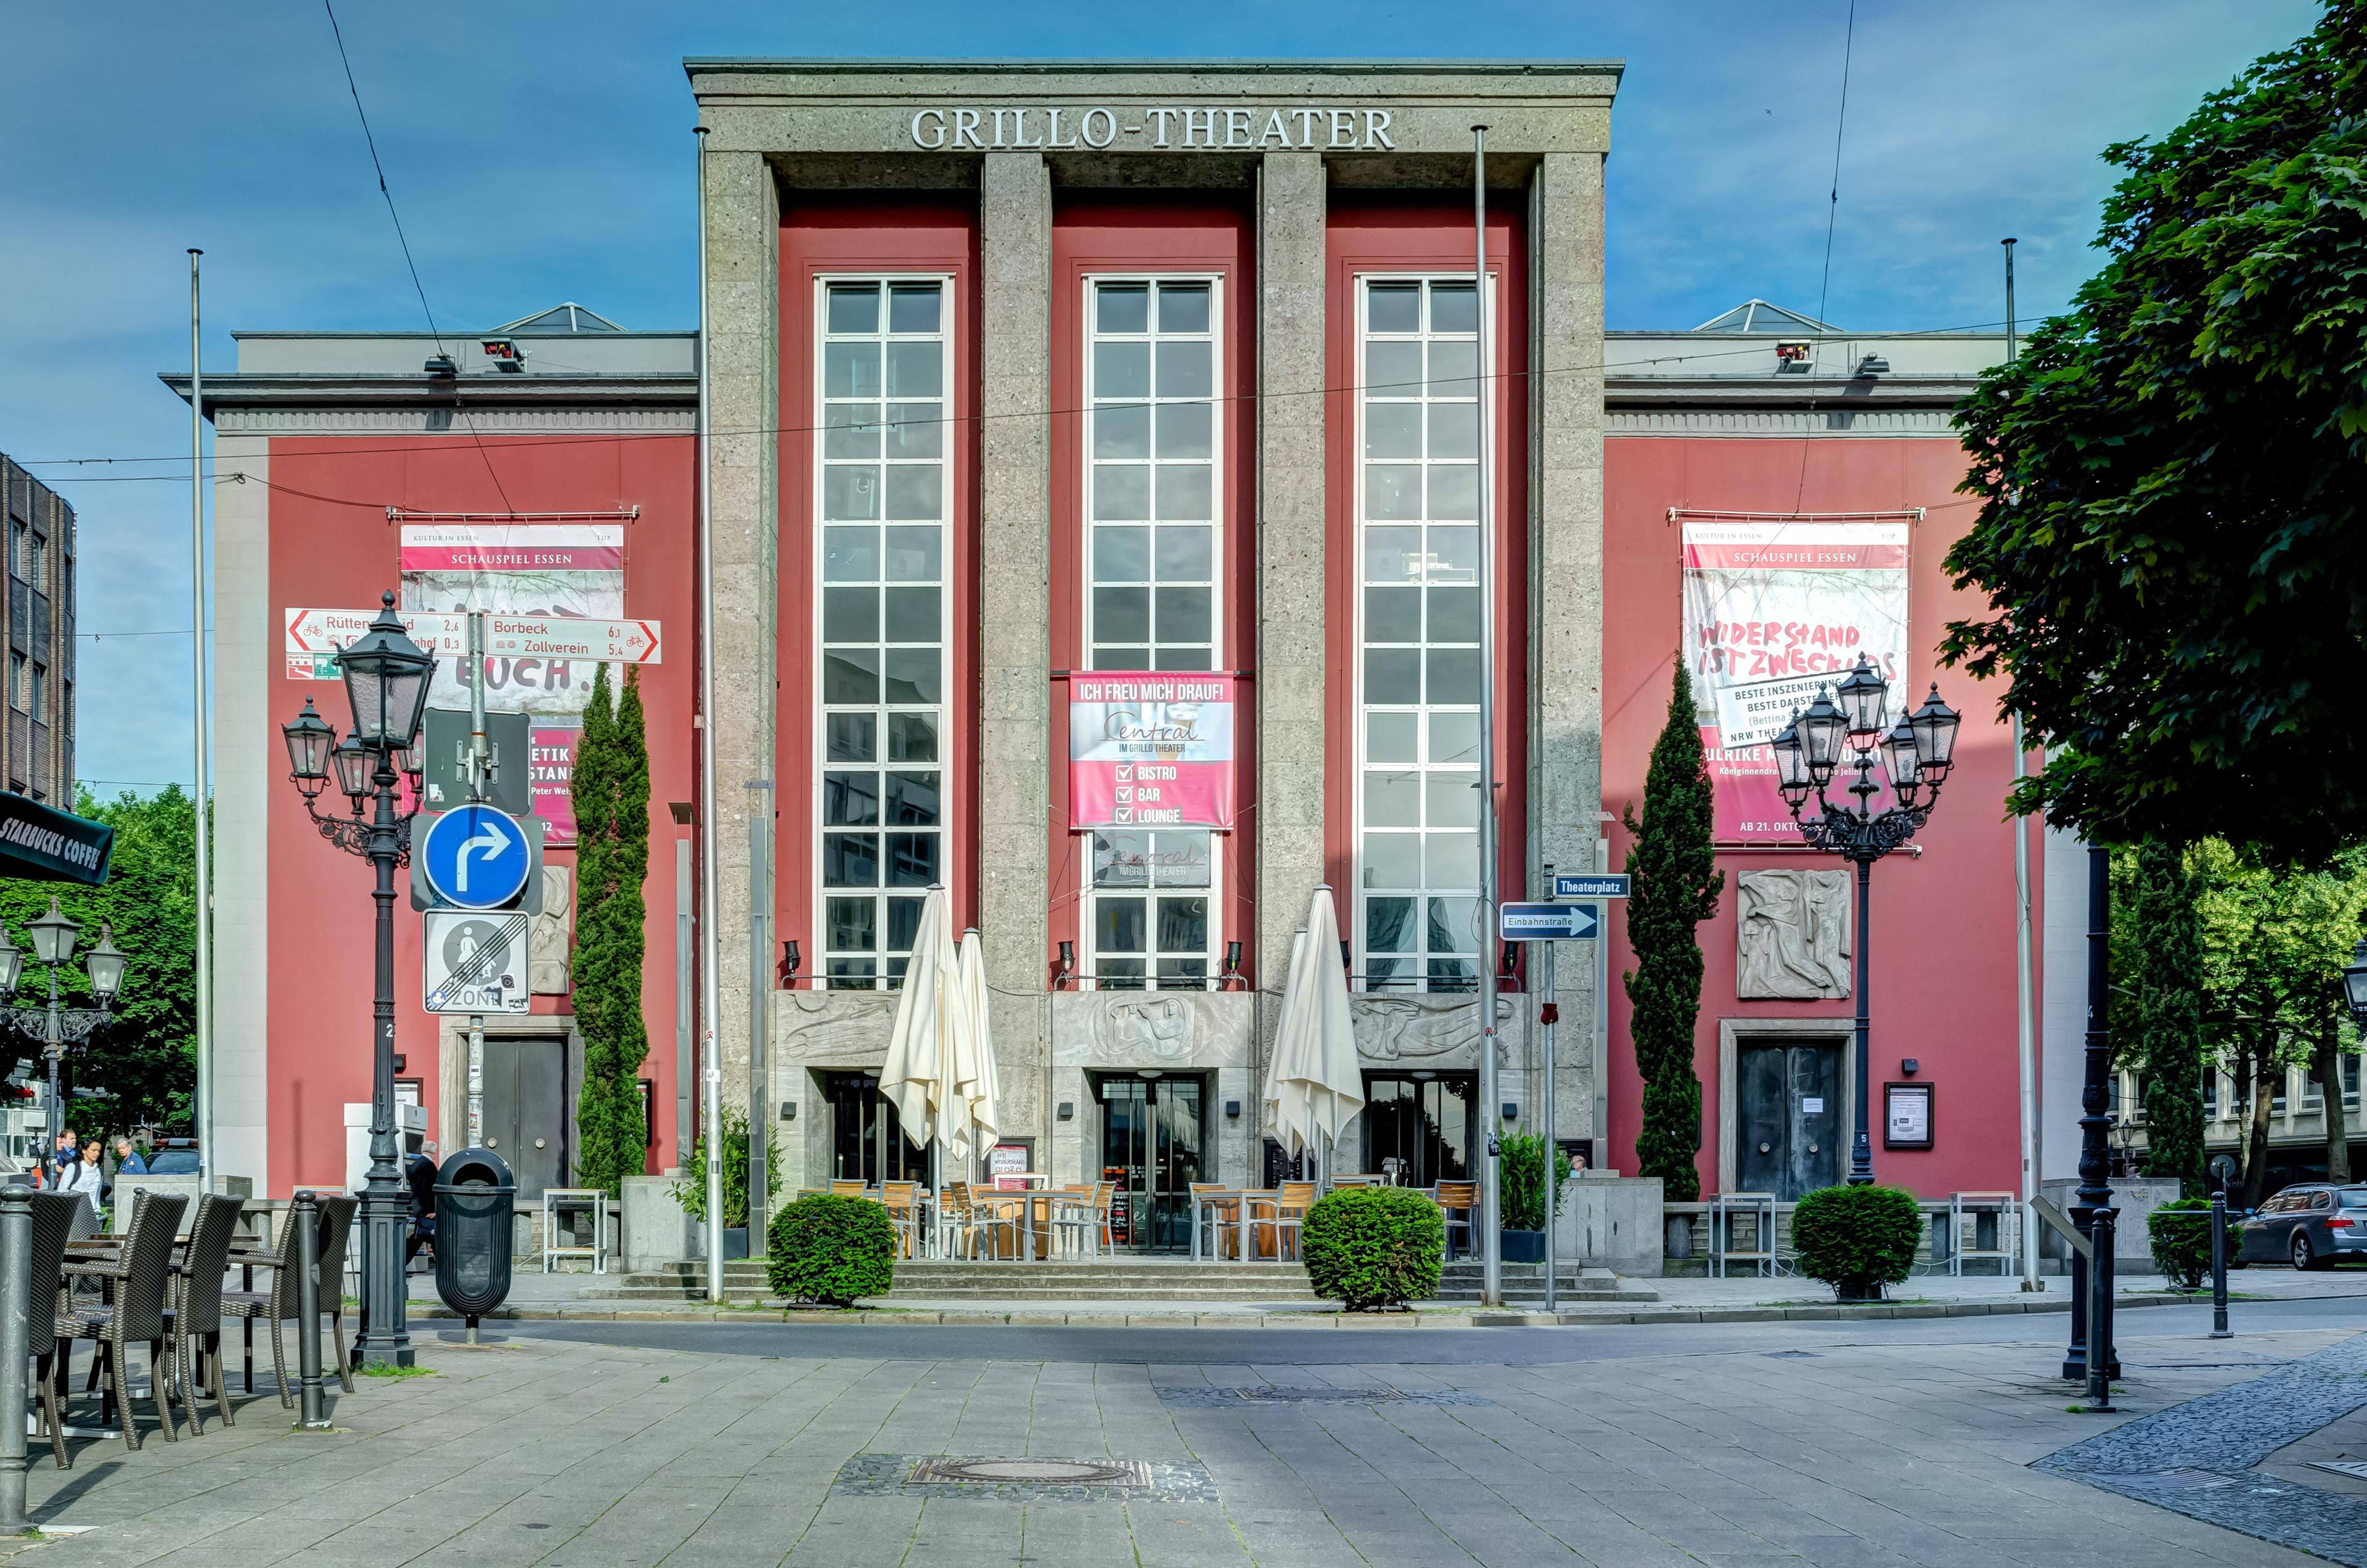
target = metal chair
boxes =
[57,1191,187,1453]
[1050,1186,1104,1260]
[1247,1182,1317,1261]
[25,1193,80,1469]
[165,1192,247,1434]
[970,1190,1026,1260]
[830,1180,868,1198]
[1433,1182,1478,1260]
[933,1182,978,1260]
[1187,1183,1233,1261]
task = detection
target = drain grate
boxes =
[912,1458,1150,1487]
[830,1453,1217,1503]
[2309,1460,2367,1481]
[1158,1384,1491,1408]
[1763,1350,1820,1360]
[2116,1469,2244,1493]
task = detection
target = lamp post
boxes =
[2343,935,2367,1029]
[279,592,433,1369]
[0,899,128,1155]
[1769,655,1960,1185]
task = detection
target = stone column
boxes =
[1530,152,1609,1138]
[210,431,272,1192]
[978,152,1053,1143]
[703,149,780,1108]
[1255,152,1328,1023]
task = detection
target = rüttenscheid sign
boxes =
[0,793,112,888]
[910,105,1399,152]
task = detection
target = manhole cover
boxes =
[2310,1460,2367,1480]
[1233,1386,1408,1403]
[910,1458,1151,1487]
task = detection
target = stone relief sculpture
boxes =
[772,987,900,1062]
[1088,995,1194,1064]
[1349,994,1518,1064]
[529,865,572,995]
[1735,868,1852,999]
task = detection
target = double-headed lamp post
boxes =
[279,592,433,1369]
[0,899,128,1152]
[1768,655,1961,1185]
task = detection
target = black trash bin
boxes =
[433,1149,515,1341]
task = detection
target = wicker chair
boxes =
[25,1193,80,1469]
[314,1195,357,1387]
[165,1193,246,1434]
[224,1194,358,1407]
[56,1191,186,1453]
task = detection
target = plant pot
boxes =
[1831,1276,1885,1304]
[1665,1214,1694,1260]
[1500,1228,1546,1263]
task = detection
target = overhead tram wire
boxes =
[1796,0,1858,515]
[36,313,2022,482]
[321,0,514,515]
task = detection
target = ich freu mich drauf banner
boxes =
[1681,521,1910,843]
[1069,672,1237,830]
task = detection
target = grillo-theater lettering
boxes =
[910,105,1396,152]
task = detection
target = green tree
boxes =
[2125,839,2207,1196]
[1622,662,1723,1201]
[2192,842,2367,1206]
[1940,2,2367,861]
[570,666,651,1195]
[0,788,199,1138]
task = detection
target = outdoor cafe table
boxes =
[972,1189,1054,1259]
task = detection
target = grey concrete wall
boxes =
[1254,152,1328,1048]
[210,433,272,1193]
[1529,151,1609,1139]
[977,152,1055,1141]
[703,147,780,1108]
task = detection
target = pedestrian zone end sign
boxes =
[1499,903,1598,942]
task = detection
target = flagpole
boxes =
[1471,125,1502,1310]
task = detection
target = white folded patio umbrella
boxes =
[950,928,1000,1168]
[1263,884,1364,1181]
[878,886,967,1168]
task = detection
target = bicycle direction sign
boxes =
[419,806,534,910]
[1499,902,1599,942]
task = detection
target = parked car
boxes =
[144,1139,202,1177]
[2236,1183,2367,1270]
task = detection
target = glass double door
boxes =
[1095,1072,1206,1251]
[1361,1072,1475,1190]
[825,1072,931,1185]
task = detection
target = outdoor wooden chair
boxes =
[223,1194,358,1407]
[1188,1183,1240,1260]
[830,1180,868,1198]
[878,1182,923,1259]
[1247,1182,1317,1261]
[933,1182,977,1259]
[25,1192,80,1469]
[1049,1186,1106,1260]
[1433,1182,1477,1260]
[165,1192,246,1434]
[969,1190,1026,1260]
[56,1190,186,1453]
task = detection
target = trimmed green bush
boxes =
[1302,1187,1444,1312]
[1498,1132,1572,1233]
[1790,1184,1922,1301]
[766,1193,897,1307]
[2148,1197,2212,1289]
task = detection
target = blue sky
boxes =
[0,0,2321,796]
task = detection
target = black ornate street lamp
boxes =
[280,592,433,1368]
[0,898,128,1155]
[1769,655,1960,1185]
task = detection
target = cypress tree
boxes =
[1621,662,1723,1201]
[2130,838,2207,1196]
[571,665,651,1196]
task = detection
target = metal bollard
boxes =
[0,1186,30,1532]
[293,1192,330,1431]
[2085,1207,2117,1411]
[2209,1193,2231,1339]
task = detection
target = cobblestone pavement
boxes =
[3,1320,2357,1567]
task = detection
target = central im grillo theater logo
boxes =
[910,105,1399,152]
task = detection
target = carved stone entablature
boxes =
[1349,994,1522,1069]
[1050,989,1254,1070]
[771,987,899,1066]
[1736,869,1852,1000]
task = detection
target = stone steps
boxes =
[589,1259,1326,1304]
